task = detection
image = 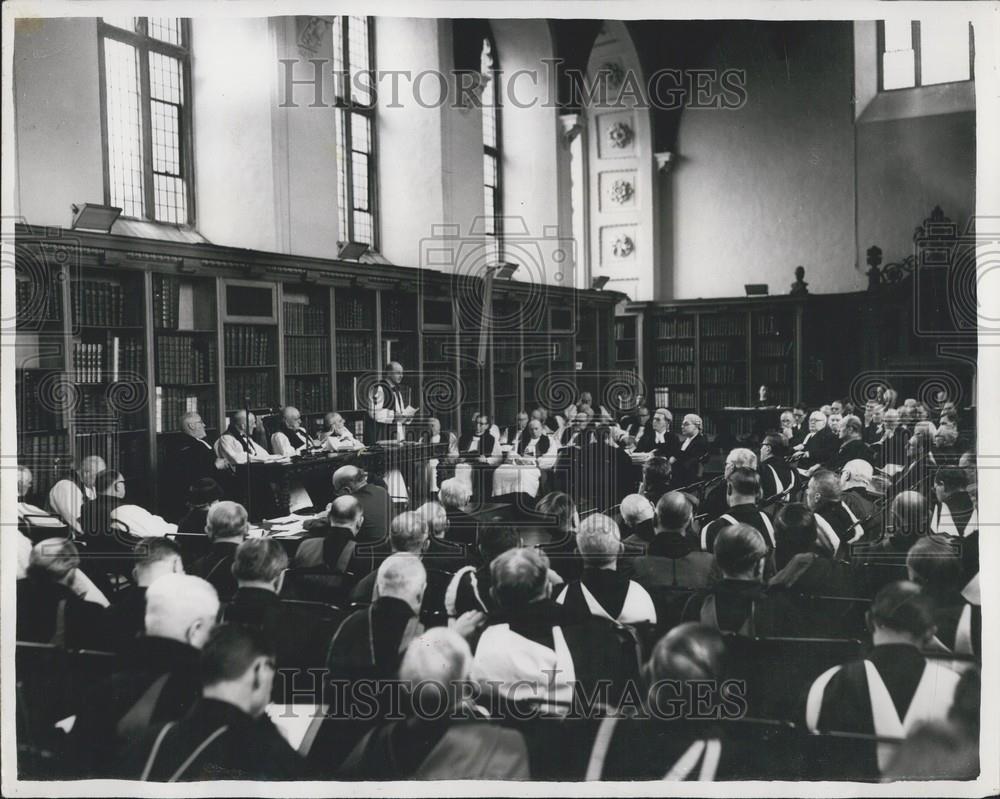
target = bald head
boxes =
[206,501,248,542]
[333,465,365,494]
[375,554,426,612]
[400,628,474,713]
[576,514,622,568]
[329,494,363,532]
[621,493,655,527]
[891,491,929,536]
[79,455,106,488]
[282,406,302,428]
[656,491,693,534]
[144,574,220,648]
[390,511,429,554]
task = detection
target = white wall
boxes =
[14,18,104,228]
[670,23,859,299]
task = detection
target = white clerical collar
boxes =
[655,432,665,443]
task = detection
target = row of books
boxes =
[703,416,753,437]
[76,393,147,429]
[155,386,217,433]
[16,432,70,490]
[382,295,417,331]
[616,341,637,363]
[614,319,636,341]
[664,391,696,408]
[224,325,276,366]
[701,316,744,337]
[702,364,744,385]
[283,302,328,336]
[285,337,329,374]
[152,275,183,330]
[423,337,453,362]
[655,364,695,384]
[494,369,517,395]
[72,337,144,383]
[756,339,792,358]
[286,376,332,414]
[16,372,66,431]
[755,363,792,383]
[73,280,134,327]
[157,335,217,384]
[225,372,276,410]
[336,334,375,370]
[702,341,744,362]
[656,342,695,363]
[655,317,695,339]
[335,293,375,329]
[702,388,747,408]
[15,278,62,324]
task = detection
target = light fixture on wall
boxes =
[70,203,122,233]
[337,241,370,261]
[592,275,610,290]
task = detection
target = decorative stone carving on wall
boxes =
[609,178,634,205]
[607,121,633,149]
[600,61,626,90]
[612,234,635,258]
[297,16,333,55]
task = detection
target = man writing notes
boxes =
[370,361,418,502]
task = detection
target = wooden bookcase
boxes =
[12,223,625,513]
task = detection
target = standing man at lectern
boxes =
[370,361,418,443]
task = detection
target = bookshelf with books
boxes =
[15,252,70,500]
[491,298,523,429]
[152,274,220,439]
[699,311,749,437]
[380,290,420,417]
[332,288,376,420]
[549,304,576,408]
[458,291,486,427]
[750,308,796,408]
[650,310,697,422]
[283,288,332,420]
[222,281,279,417]
[70,268,151,505]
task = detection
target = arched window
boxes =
[481,34,503,263]
[333,16,378,249]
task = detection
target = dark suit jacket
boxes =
[635,430,681,459]
[166,435,221,518]
[799,426,838,468]
[672,434,709,488]
[877,427,909,467]
[16,578,111,651]
[293,524,371,576]
[190,541,240,601]
[353,483,393,548]
[827,438,874,472]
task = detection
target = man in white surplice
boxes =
[370,361,418,501]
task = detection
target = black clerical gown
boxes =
[555,567,656,625]
[804,644,960,777]
[118,698,307,780]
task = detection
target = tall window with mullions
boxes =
[334,16,378,249]
[99,17,193,225]
[481,34,503,264]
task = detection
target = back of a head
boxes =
[438,477,470,510]
[726,447,758,471]
[206,501,248,542]
[200,623,276,687]
[376,553,427,604]
[655,491,692,533]
[390,511,429,554]
[491,547,550,612]
[399,627,473,711]
[713,523,768,577]
[869,580,936,639]
[934,467,966,495]
[28,538,80,582]
[329,494,362,528]
[535,491,576,533]
[187,477,223,508]
[144,573,220,643]
[906,536,963,594]
[133,538,182,576]
[332,465,362,494]
[774,503,818,558]
[621,493,655,527]
[642,456,672,488]
[94,469,122,495]
[576,514,621,567]
[842,459,874,488]
[646,623,727,687]
[841,415,863,437]
[232,537,289,584]
[727,466,760,499]
[477,524,522,566]
[416,501,449,537]
[810,469,841,503]
[892,491,929,535]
